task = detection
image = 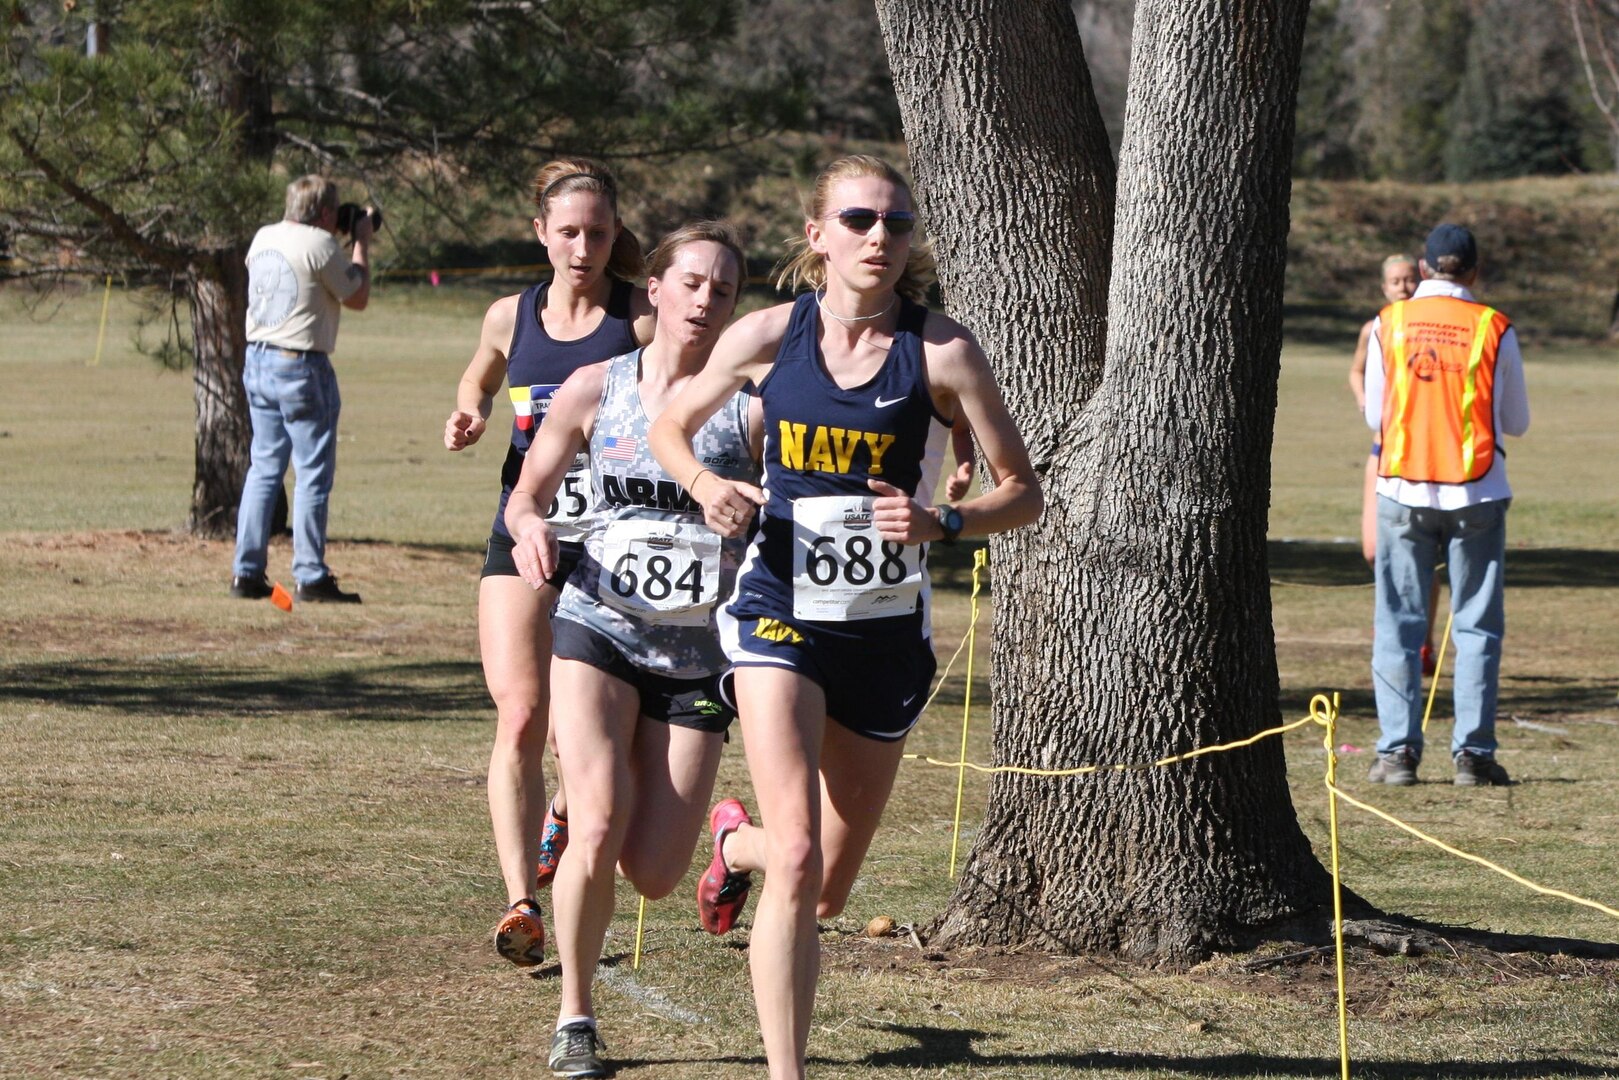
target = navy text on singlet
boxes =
[728,292,950,633]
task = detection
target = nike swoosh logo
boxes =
[875,395,905,408]
[901,693,918,708]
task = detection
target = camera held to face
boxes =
[336,203,382,237]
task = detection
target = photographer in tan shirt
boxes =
[230,175,373,603]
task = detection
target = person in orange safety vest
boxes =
[1362,223,1529,789]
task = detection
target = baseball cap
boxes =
[1424,223,1477,272]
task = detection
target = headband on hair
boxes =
[538,171,614,209]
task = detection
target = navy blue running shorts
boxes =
[551,616,735,734]
[481,531,582,590]
[718,609,937,742]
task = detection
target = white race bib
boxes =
[511,384,593,540]
[597,518,722,625]
[790,495,923,621]
[546,452,593,538]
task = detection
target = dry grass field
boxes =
[2,285,1616,1078]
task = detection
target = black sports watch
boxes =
[936,503,964,545]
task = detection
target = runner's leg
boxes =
[815,724,907,919]
[481,576,558,904]
[618,721,724,899]
[548,657,639,1021]
[734,666,826,1080]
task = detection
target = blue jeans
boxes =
[1371,495,1509,761]
[232,342,341,586]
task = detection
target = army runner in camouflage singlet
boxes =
[553,349,754,680]
[503,222,760,1079]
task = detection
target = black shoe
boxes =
[230,574,273,599]
[1368,748,1418,786]
[548,1021,607,1078]
[1454,750,1511,787]
[295,575,362,604]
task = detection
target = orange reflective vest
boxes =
[1377,295,1510,484]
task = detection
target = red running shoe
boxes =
[1420,643,1437,677]
[493,897,545,966]
[535,801,569,890]
[697,798,753,935]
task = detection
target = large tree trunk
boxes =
[181,45,271,539]
[876,0,1116,442]
[186,249,252,538]
[881,0,1332,963]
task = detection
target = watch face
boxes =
[943,506,963,538]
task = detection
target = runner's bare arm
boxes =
[945,417,975,501]
[650,305,787,538]
[503,362,606,586]
[1349,318,1374,413]
[872,318,1041,543]
[445,295,519,451]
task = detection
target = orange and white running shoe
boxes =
[493,897,545,966]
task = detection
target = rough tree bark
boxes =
[186,249,253,538]
[875,0,1115,443]
[181,51,273,538]
[879,0,1332,962]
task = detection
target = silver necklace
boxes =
[816,289,896,325]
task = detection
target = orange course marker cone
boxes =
[270,582,294,612]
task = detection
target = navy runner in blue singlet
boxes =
[720,292,951,739]
[491,277,639,543]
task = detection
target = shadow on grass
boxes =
[615,1040,1617,1078]
[1283,301,1367,346]
[0,658,485,721]
[339,535,484,558]
[1280,676,1617,721]
[1284,300,1608,347]
[935,540,1619,598]
[847,1029,1619,1077]
[1268,540,1619,590]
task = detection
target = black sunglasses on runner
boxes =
[829,207,917,236]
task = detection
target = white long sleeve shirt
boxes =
[1364,279,1530,509]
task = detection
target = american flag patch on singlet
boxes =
[601,436,638,461]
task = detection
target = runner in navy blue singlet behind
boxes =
[649,156,1042,1080]
[443,158,654,968]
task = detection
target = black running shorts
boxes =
[551,616,735,734]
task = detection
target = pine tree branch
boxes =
[6,126,194,275]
